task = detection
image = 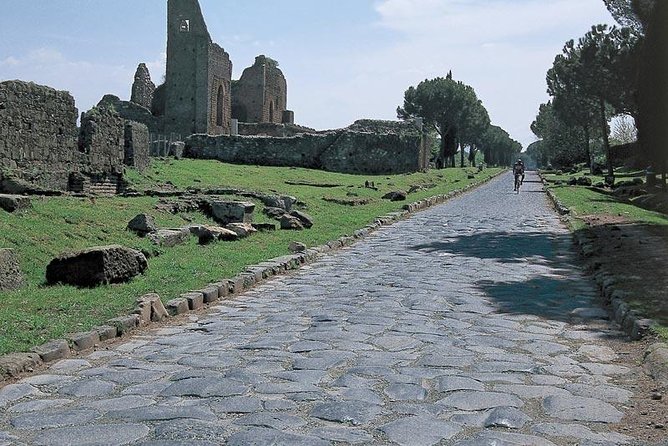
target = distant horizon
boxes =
[0,0,615,148]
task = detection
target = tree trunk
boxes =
[583,125,592,174]
[600,98,614,179]
[460,142,465,168]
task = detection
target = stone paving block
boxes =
[180,292,204,311]
[92,325,118,341]
[227,427,329,446]
[0,353,42,380]
[66,331,100,351]
[379,416,461,445]
[106,315,140,336]
[0,384,44,409]
[542,395,623,423]
[310,401,382,425]
[31,424,150,446]
[199,286,219,304]
[166,298,189,316]
[32,340,70,363]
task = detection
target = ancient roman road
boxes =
[0,172,648,445]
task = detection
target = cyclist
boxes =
[513,158,525,191]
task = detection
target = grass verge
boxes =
[0,160,501,355]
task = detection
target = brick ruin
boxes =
[0,80,149,194]
[0,0,430,195]
[185,120,430,175]
[232,55,292,125]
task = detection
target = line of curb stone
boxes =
[538,172,668,390]
[0,170,505,385]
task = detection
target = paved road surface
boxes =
[0,172,647,445]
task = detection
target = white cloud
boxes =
[0,48,166,115]
[330,0,615,147]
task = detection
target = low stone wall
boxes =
[124,122,150,172]
[238,122,318,137]
[186,120,428,175]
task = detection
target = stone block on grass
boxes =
[46,245,148,287]
[210,201,255,225]
[135,293,169,323]
[148,228,190,247]
[0,194,31,213]
[127,214,157,236]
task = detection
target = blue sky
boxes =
[0,0,614,148]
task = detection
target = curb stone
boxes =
[538,171,668,391]
[0,169,503,385]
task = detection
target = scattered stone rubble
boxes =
[0,249,24,292]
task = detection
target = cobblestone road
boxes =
[0,172,649,445]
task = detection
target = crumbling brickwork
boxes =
[130,63,156,109]
[164,0,232,136]
[232,55,289,124]
[186,120,429,174]
[98,95,162,135]
[0,80,80,190]
[124,122,150,172]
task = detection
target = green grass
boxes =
[543,174,668,340]
[0,160,501,355]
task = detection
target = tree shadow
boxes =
[411,231,609,324]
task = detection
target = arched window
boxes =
[216,85,224,127]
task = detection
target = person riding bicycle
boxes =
[513,158,525,191]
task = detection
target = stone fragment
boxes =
[147,228,190,247]
[32,340,70,363]
[210,201,255,225]
[224,222,257,238]
[187,224,239,243]
[383,190,408,201]
[263,206,288,219]
[289,241,307,253]
[280,214,304,230]
[0,248,24,291]
[252,222,277,232]
[126,213,157,236]
[435,376,485,392]
[46,245,148,287]
[438,391,523,411]
[135,293,169,323]
[0,194,31,212]
[290,210,314,228]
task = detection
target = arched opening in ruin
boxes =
[216,85,224,127]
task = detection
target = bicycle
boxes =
[514,172,523,192]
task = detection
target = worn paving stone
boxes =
[384,383,427,401]
[438,391,524,411]
[151,419,228,442]
[57,379,116,397]
[310,426,374,444]
[32,424,149,446]
[10,409,99,430]
[0,384,44,408]
[310,401,383,425]
[483,406,532,429]
[532,423,633,444]
[160,377,247,398]
[226,427,329,446]
[455,430,558,446]
[379,416,461,445]
[542,395,624,423]
[210,396,263,414]
[435,376,485,392]
[106,406,217,422]
[8,399,73,414]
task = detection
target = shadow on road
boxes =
[411,231,608,324]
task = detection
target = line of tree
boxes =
[397,72,521,169]
[528,0,667,187]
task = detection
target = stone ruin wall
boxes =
[185,120,429,175]
[0,80,81,191]
[232,55,288,124]
[164,0,232,137]
[130,63,156,109]
[0,80,150,194]
[237,122,319,138]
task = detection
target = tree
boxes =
[546,25,639,178]
[459,95,491,168]
[478,125,522,167]
[398,73,484,168]
[531,101,587,169]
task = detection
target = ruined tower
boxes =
[164,0,232,136]
[130,63,156,109]
[232,55,289,124]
